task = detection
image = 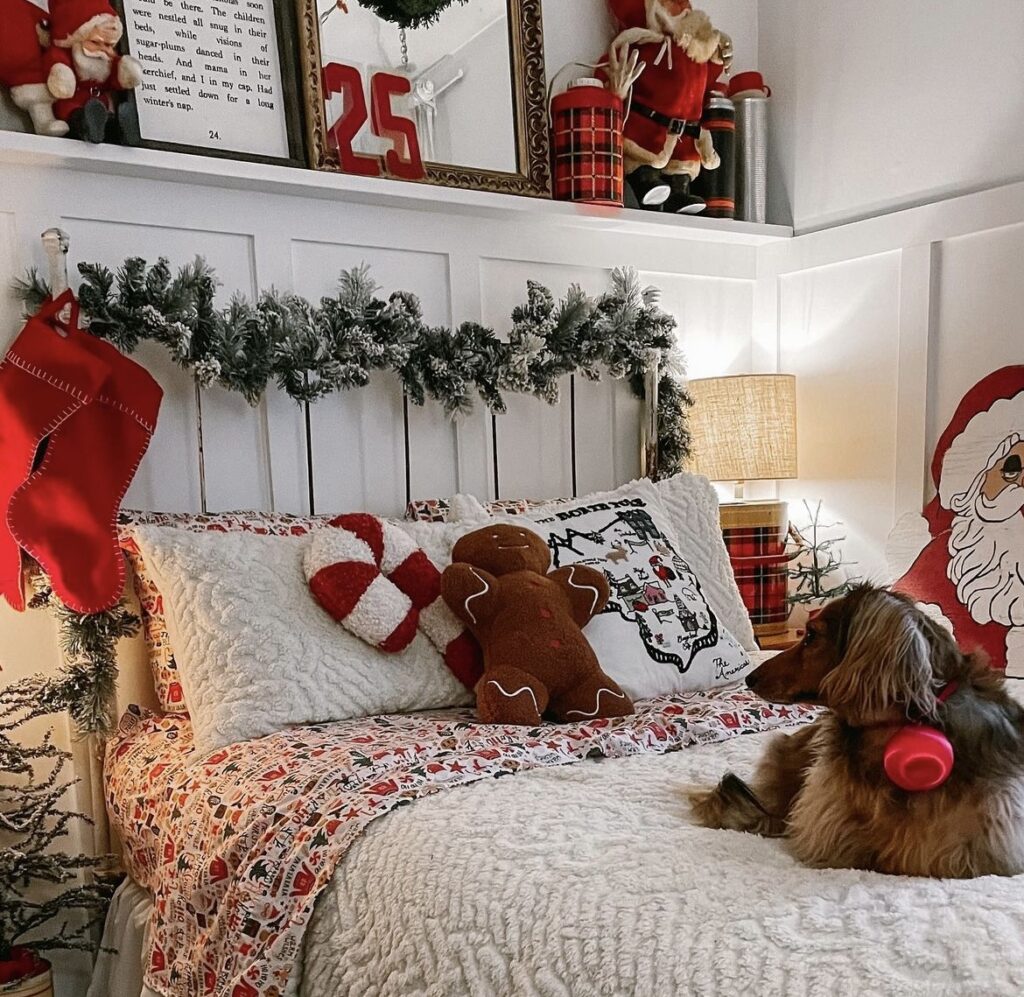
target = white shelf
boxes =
[0,131,792,246]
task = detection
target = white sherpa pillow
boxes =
[132,524,472,755]
[652,473,758,652]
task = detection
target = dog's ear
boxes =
[820,590,938,725]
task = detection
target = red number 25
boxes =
[323,64,425,181]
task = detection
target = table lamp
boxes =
[685,374,798,637]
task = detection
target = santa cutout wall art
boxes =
[887,367,1024,677]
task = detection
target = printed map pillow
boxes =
[458,481,753,699]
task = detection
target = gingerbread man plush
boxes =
[442,524,635,726]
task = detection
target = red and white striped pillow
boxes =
[304,514,482,690]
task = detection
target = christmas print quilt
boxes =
[105,683,817,997]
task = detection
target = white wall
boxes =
[928,223,1024,460]
[759,0,1024,231]
[757,181,1024,588]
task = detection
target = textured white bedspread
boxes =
[301,726,1024,997]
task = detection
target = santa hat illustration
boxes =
[50,0,120,47]
[923,365,1024,532]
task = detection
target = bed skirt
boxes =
[87,879,160,997]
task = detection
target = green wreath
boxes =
[355,0,471,29]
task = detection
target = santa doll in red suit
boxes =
[600,0,732,213]
[45,0,143,144]
[888,367,1024,676]
[0,0,68,136]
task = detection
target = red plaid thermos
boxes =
[550,79,624,205]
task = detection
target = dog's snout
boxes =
[745,671,760,690]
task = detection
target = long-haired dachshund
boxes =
[688,584,1024,877]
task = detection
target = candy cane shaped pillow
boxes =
[305,514,482,689]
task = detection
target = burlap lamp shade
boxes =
[685,374,798,488]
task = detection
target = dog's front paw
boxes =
[687,782,732,829]
[687,773,783,836]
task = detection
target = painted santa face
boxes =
[947,433,1024,627]
[981,441,1024,511]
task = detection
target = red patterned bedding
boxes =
[105,687,818,997]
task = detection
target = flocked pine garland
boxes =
[18,260,693,474]
[0,577,140,739]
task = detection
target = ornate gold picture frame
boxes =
[294,0,550,197]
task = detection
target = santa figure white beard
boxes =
[72,45,112,83]
[948,483,1024,627]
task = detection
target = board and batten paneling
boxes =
[480,259,609,501]
[291,241,453,516]
[0,159,765,521]
[65,217,263,513]
[756,181,1024,585]
[775,251,903,583]
[929,223,1024,461]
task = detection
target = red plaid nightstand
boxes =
[719,500,791,638]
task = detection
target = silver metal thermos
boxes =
[735,95,768,223]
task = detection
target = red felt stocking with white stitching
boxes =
[0,292,108,611]
[7,319,162,613]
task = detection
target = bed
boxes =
[90,476,1024,997]
[92,679,1024,997]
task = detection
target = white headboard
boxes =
[0,142,768,519]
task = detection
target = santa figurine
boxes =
[888,366,1024,676]
[45,0,143,144]
[0,0,68,136]
[600,0,732,213]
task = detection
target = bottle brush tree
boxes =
[787,499,857,607]
[0,579,133,981]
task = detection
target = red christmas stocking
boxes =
[7,316,163,614]
[0,291,108,611]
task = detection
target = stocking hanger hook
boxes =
[41,228,72,326]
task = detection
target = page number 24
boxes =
[322,64,425,181]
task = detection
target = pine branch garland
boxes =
[16,578,140,738]
[19,260,693,474]
[2,254,697,968]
